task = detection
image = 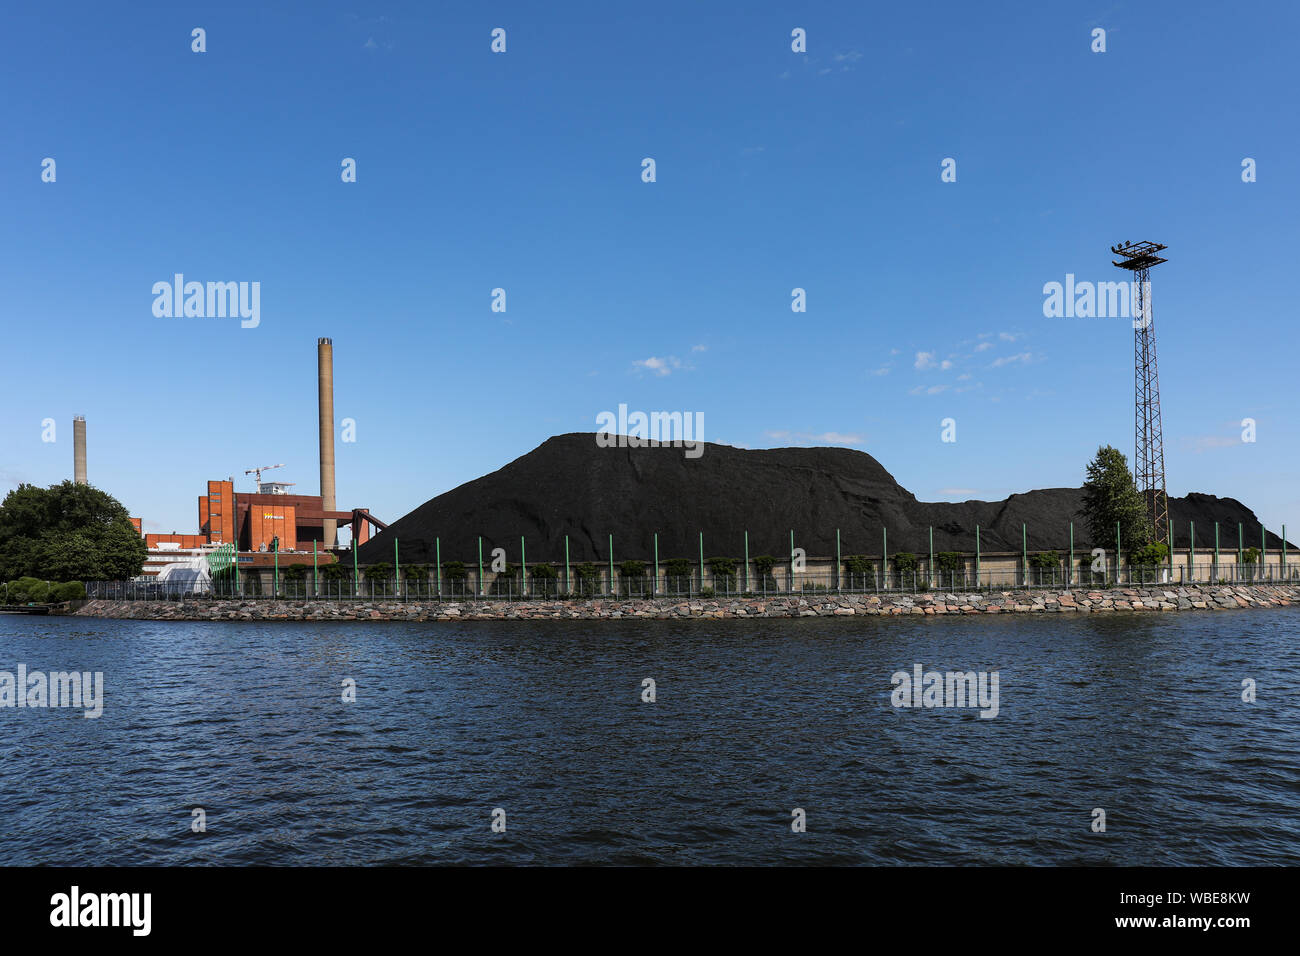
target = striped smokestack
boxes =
[73,416,87,485]
[318,338,337,548]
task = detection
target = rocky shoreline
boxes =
[71,583,1300,622]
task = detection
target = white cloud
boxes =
[974,341,992,352]
[990,352,1032,368]
[633,355,687,376]
[938,488,978,497]
[691,343,708,352]
[870,366,890,376]
[914,351,937,370]
[999,332,1020,342]
[1191,435,1239,453]
[764,429,864,446]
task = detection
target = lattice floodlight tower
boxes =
[1110,240,1170,552]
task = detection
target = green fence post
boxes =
[313,540,318,597]
[1262,524,1267,582]
[837,528,842,592]
[1213,523,1218,581]
[653,533,659,597]
[609,533,615,596]
[975,525,980,588]
[1188,521,1194,582]
[565,535,571,594]
[435,537,441,598]
[1022,524,1028,588]
[273,541,279,598]
[743,530,749,592]
[478,536,484,597]
[699,532,705,591]
[1283,525,1288,579]
[352,537,358,598]
[394,537,400,599]
[521,536,527,597]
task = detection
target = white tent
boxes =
[155,556,212,594]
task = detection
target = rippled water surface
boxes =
[2,610,1298,865]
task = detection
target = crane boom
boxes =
[244,463,286,487]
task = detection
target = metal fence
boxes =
[86,561,1300,602]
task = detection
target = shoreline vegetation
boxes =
[71,583,1300,622]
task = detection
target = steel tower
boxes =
[1110,240,1169,550]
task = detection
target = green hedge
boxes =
[5,578,86,604]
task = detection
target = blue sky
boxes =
[3,1,1298,540]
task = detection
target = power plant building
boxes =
[122,337,385,575]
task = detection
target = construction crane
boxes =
[245,463,285,488]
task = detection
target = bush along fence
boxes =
[83,520,1300,602]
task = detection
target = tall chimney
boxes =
[317,338,337,548]
[73,416,87,485]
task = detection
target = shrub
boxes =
[1129,542,1169,569]
[530,563,559,596]
[934,552,963,573]
[707,556,737,591]
[750,555,778,590]
[49,581,86,601]
[893,552,918,574]
[491,563,519,595]
[661,558,693,591]
[699,586,715,598]
[441,560,468,581]
[362,562,392,583]
[7,577,49,603]
[282,564,308,582]
[1241,547,1260,565]
[1028,550,1060,570]
[617,560,647,596]
[842,554,874,587]
[403,563,429,582]
[574,562,602,596]
[320,561,348,582]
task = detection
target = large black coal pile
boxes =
[358,434,1282,564]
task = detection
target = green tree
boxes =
[1080,445,1152,552]
[0,481,146,580]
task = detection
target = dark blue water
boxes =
[2,610,1298,865]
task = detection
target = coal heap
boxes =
[358,434,1282,564]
